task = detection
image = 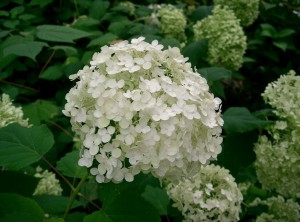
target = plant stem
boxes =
[38,50,56,76]
[64,171,89,219]
[42,156,76,191]
[0,79,39,93]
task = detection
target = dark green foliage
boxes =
[0,0,299,221]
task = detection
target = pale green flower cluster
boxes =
[193,5,247,70]
[0,93,29,128]
[254,71,300,198]
[166,164,243,222]
[157,4,187,42]
[254,121,300,198]
[33,167,63,196]
[262,70,300,127]
[213,0,260,26]
[249,196,300,222]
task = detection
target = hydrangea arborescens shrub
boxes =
[63,37,223,183]
[166,164,243,222]
[193,5,247,70]
[249,196,300,222]
[0,93,29,128]
[213,0,260,26]
[254,70,300,198]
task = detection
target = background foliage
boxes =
[0,0,299,221]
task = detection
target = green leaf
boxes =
[89,0,110,21]
[0,171,39,197]
[3,39,47,61]
[33,196,83,214]
[160,38,181,49]
[108,21,132,36]
[141,185,170,215]
[83,211,112,222]
[210,81,226,99]
[217,131,257,177]
[36,25,91,43]
[273,41,288,51]
[56,150,87,179]
[275,28,295,38]
[87,33,118,48]
[0,124,54,170]
[97,174,160,222]
[189,6,213,22]
[43,218,65,222]
[223,107,271,133]
[29,0,53,8]
[23,100,58,125]
[198,67,232,82]
[39,65,64,80]
[260,23,277,38]
[51,46,78,56]
[0,193,44,222]
[182,39,208,67]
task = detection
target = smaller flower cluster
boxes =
[213,0,260,26]
[157,4,187,42]
[0,93,29,128]
[262,70,300,127]
[249,196,300,222]
[166,164,243,222]
[254,71,300,198]
[193,5,247,70]
[33,167,63,196]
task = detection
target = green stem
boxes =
[64,171,89,219]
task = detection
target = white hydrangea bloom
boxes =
[33,166,63,196]
[249,196,300,222]
[63,37,223,183]
[0,93,29,128]
[166,164,243,222]
[262,70,300,127]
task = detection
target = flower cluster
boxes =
[213,0,260,26]
[0,93,29,128]
[254,121,300,198]
[33,167,63,196]
[166,164,243,222]
[254,71,300,198]
[193,5,247,70]
[157,4,187,42]
[249,196,300,222]
[63,37,223,183]
[262,70,300,127]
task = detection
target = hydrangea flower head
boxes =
[213,0,260,26]
[255,70,300,198]
[0,93,29,128]
[33,166,63,196]
[193,5,247,70]
[262,70,300,127]
[63,37,223,183]
[254,121,300,198]
[157,4,187,42]
[249,196,300,222]
[166,164,243,222]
